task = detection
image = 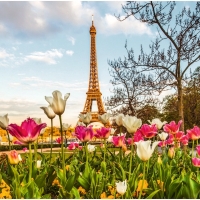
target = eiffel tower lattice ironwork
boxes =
[81,17,106,122]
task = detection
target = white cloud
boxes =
[99,14,152,36]
[29,1,45,10]
[0,49,13,59]
[66,50,74,56]
[25,49,63,65]
[68,36,75,45]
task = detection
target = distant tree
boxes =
[117,1,200,131]
[162,66,200,130]
[105,55,159,117]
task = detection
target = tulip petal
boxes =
[45,96,53,105]
[64,93,70,101]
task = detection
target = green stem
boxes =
[138,162,146,199]
[6,130,11,151]
[104,139,106,162]
[34,142,37,164]
[128,143,133,181]
[40,136,43,153]
[50,119,53,164]
[85,142,88,163]
[192,140,195,157]
[28,143,32,183]
[59,115,66,180]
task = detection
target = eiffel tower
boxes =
[81,16,106,122]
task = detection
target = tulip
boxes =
[127,138,134,145]
[14,140,23,145]
[180,135,189,146]
[163,120,182,134]
[7,150,19,165]
[138,124,157,139]
[87,144,96,152]
[32,118,42,124]
[168,147,175,159]
[77,121,86,126]
[196,145,200,156]
[192,157,200,167]
[115,113,124,126]
[148,118,167,130]
[23,147,28,152]
[107,135,113,143]
[45,90,70,115]
[74,125,94,142]
[186,126,200,140]
[122,115,142,134]
[158,141,166,147]
[158,132,168,141]
[98,113,110,125]
[7,118,46,144]
[79,113,92,125]
[56,137,62,144]
[0,114,9,130]
[18,154,22,162]
[133,130,144,143]
[67,142,79,150]
[110,128,116,135]
[165,134,174,145]
[37,160,42,168]
[112,135,125,147]
[63,123,71,131]
[116,180,127,195]
[40,106,56,119]
[157,156,162,164]
[95,127,110,139]
[135,140,159,161]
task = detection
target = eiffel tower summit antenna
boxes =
[81,15,106,122]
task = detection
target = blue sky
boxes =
[0,1,195,127]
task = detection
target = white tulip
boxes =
[116,180,127,195]
[63,123,71,131]
[148,118,167,130]
[45,90,70,115]
[18,154,22,162]
[158,132,168,141]
[107,136,113,143]
[115,113,124,126]
[40,106,56,119]
[98,113,110,124]
[110,128,116,135]
[0,114,9,130]
[79,113,92,124]
[76,121,86,126]
[122,115,142,134]
[117,133,126,137]
[135,140,159,161]
[37,160,42,168]
[87,144,96,153]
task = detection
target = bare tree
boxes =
[117,1,200,131]
[106,55,159,117]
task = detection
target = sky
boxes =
[0,1,196,127]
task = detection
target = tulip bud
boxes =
[18,154,22,162]
[37,160,42,168]
[122,145,127,152]
[168,147,175,159]
[116,180,127,195]
[157,156,162,165]
[8,150,19,165]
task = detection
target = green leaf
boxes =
[41,193,51,199]
[77,176,90,191]
[35,171,47,188]
[146,189,161,199]
[71,187,80,199]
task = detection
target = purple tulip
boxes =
[7,118,46,144]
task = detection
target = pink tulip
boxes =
[138,124,158,138]
[133,130,144,142]
[78,146,83,150]
[67,142,78,150]
[112,135,125,147]
[7,118,46,144]
[163,120,182,134]
[95,127,110,139]
[23,147,28,152]
[158,141,166,147]
[187,126,200,140]
[127,138,134,145]
[56,137,61,144]
[74,125,94,142]
[7,150,19,165]
[166,134,174,145]
[180,134,189,146]
[196,145,200,156]
[14,140,23,145]
[192,157,200,167]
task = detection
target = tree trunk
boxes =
[177,80,184,131]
